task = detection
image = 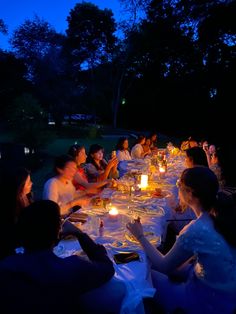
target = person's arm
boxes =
[62,221,113,262]
[61,221,115,292]
[60,195,90,216]
[127,220,193,275]
[97,158,118,181]
[43,179,89,216]
[73,171,109,191]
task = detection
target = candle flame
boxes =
[109,207,118,215]
[140,174,148,190]
[159,166,166,173]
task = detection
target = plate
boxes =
[132,205,165,217]
[110,240,129,249]
[125,231,160,245]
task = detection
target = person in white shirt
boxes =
[131,135,149,159]
[115,137,132,162]
[43,155,90,216]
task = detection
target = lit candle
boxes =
[108,207,119,221]
[159,166,165,173]
[159,166,166,179]
[140,174,148,190]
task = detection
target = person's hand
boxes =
[61,220,82,237]
[75,195,90,207]
[126,217,144,241]
[107,157,118,169]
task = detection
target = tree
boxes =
[66,2,116,70]
[5,93,49,151]
[0,19,7,35]
[0,50,29,118]
[10,15,63,76]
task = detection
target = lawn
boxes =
[0,124,180,200]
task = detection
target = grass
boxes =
[1,124,180,199]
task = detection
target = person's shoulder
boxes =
[44,177,57,187]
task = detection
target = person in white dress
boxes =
[127,167,236,313]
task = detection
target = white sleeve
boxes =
[42,179,59,203]
[131,144,143,159]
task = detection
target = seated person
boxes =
[165,146,208,243]
[68,144,110,193]
[184,146,208,168]
[142,137,152,155]
[148,132,158,152]
[180,136,198,151]
[0,167,33,260]
[43,155,90,216]
[85,144,119,183]
[131,135,150,159]
[0,200,123,313]
[127,167,236,313]
[115,137,132,162]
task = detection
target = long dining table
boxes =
[54,153,186,313]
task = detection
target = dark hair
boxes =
[54,155,75,174]
[214,145,236,187]
[86,144,106,170]
[213,192,236,246]
[185,146,208,167]
[17,200,61,251]
[67,144,84,160]
[0,167,32,218]
[115,137,128,151]
[0,167,32,259]
[148,132,157,140]
[180,167,236,247]
[134,135,146,146]
[180,166,219,211]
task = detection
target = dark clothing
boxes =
[0,233,114,313]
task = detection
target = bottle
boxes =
[99,219,104,237]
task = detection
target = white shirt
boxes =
[131,144,144,159]
[43,177,77,212]
[116,150,132,161]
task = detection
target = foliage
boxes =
[66,2,116,69]
[10,15,62,60]
[0,50,30,117]
[5,93,51,150]
[0,19,7,35]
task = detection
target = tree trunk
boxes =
[112,70,125,129]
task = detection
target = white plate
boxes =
[125,231,160,245]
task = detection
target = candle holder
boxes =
[108,207,119,222]
[158,166,166,179]
[139,174,148,190]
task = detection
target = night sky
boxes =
[0,0,121,50]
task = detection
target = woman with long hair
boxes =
[115,137,131,162]
[67,144,110,192]
[0,167,33,259]
[85,144,118,183]
[127,167,236,313]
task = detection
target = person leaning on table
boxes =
[42,154,90,217]
[0,200,124,313]
[127,167,236,314]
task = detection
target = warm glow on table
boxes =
[140,174,148,190]
[109,207,119,215]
